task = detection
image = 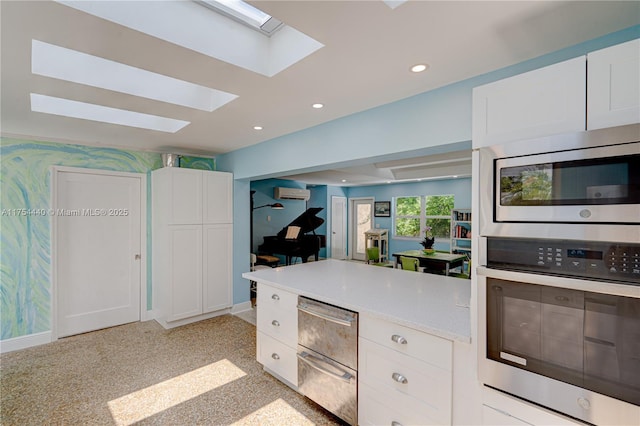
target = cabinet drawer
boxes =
[257,302,297,346]
[359,338,452,425]
[359,381,448,426]
[257,332,297,387]
[257,283,298,314]
[360,313,452,370]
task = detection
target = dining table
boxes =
[392,250,467,276]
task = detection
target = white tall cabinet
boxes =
[152,167,233,329]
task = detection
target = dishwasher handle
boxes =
[297,302,355,327]
[297,351,353,383]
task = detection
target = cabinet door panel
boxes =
[202,224,232,313]
[167,225,203,321]
[203,171,233,223]
[588,39,640,129]
[169,169,202,224]
[359,338,452,425]
[473,57,586,148]
[482,405,532,426]
[257,331,298,387]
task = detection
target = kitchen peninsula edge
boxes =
[242,258,471,342]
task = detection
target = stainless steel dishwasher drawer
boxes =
[297,296,358,369]
[297,346,357,426]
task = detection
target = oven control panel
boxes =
[487,237,640,284]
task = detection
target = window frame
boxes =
[393,194,454,241]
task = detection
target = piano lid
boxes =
[276,207,324,238]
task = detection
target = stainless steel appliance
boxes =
[479,123,640,243]
[297,296,358,425]
[477,125,640,425]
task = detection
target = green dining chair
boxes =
[366,247,380,264]
[400,256,419,271]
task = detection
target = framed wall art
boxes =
[374,201,391,217]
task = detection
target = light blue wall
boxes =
[347,178,472,255]
[217,26,640,306]
[251,179,307,254]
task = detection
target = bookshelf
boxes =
[450,209,471,258]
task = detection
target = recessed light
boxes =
[341,179,347,183]
[312,103,324,109]
[253,126,263,130]
[410,64,429,73]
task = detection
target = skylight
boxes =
[196,0,283,35]
[32,40,237,112]
[30,94,190,133]
[55,0,323,77]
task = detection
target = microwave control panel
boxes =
[487,237,640,284]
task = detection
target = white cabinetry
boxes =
[256,282,298,387]
[587,39,640,130]
[473,39,640,149]
[482,387,581,426]
[152,167,233,328]
[358,313,453,425]
[472,57,586,148]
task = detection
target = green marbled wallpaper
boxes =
[0,138,214,340]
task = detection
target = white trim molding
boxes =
[0,331,52,354]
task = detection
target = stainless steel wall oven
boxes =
[477,125,640,425]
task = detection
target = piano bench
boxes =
[256,255,280,267]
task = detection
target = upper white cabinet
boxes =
[473,39,640,149]
[203,171,233,224]
[153,167,232,225]
[152,167,233,328]
[472,57,586,148]
[587,39,640,130]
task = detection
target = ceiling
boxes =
[2,1,639,185]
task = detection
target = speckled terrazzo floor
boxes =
[0,314,345,425]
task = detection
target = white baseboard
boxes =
[0,331,52,354]
[231,301,252,314]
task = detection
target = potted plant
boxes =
[420,226,435,254]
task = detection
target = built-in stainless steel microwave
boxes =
[479,124,640,244]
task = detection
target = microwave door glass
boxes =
[499,154,640,206]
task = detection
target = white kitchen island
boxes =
[243,259,481,426]
[243,258,471,342]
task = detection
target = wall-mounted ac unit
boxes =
[274,187,310,201]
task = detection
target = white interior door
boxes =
[331,196,347,259]
[350,198,373,261]
[53,167,143,338]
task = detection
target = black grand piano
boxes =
[258,207,326,265]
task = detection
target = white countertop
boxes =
[243,259,471,343]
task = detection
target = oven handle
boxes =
[297,303,354,327]
[297,351,353,383]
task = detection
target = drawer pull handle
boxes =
[391,334,407,345]
[392,372,408,384]
[271,320,280,327]
[272,294,280,300]
[271,353,280,360]
[391,422,404,426]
